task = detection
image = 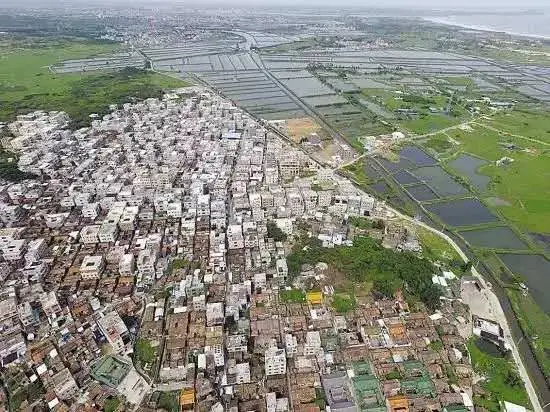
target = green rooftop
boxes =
[353,360,374,376]
[353,375,385,411]
[90,355,131,388]
[400,375,436,397]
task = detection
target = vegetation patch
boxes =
[267,221,288,242]
[341,160,371,190]
[0,37,187,127]
[508,289,550,379]
[287,235,442,310]
[467,338,530,410]
[331,293,356,313]
[134,338,157,365]
[424,134,453,153]
[158,391,180,412]
[280,289,306,303]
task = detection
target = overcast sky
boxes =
[5,0,550,8]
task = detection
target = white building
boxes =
[99,223,119,243]
[80,255,105,280]
[82,202,100,220]
[265,347,286,376]
[97,311,130,353]
[119,254,135,276]
[285,334,298,358]
[80,225,101,244]
[304,331,322,356]
[227,224,244,250]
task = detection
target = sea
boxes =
[424,10,550,40]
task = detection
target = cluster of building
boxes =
[0,88,483,411]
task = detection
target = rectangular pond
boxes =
[448,154,491,192]
[498,253,550,313]
[411,166,468,198]
[393,170,420,186]
[426,198,499,227]
[405,184,439,202]
[459,226,529,250]
[377,157,417,173]
[400,146,438,167]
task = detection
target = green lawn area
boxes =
[0,36,187,127]
[508,289,550,379]
[401,114,462,135]
[484,110,550,144]
[440,124,550,232]
[467,338,530,410]
[341,160,372,190]
[424,134,453,153]
[362,88,466,136]
[415,226,463,263]
[331,293,356,313]
[280,289,306,303]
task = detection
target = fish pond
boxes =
[458,226,529,250]
[426,198,499,227]
[405,184,439,202]
[411,166,468,198]
[448,154,491,192]
[498,253,550,313]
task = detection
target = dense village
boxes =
[0,88,520,412]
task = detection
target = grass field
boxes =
[341,160,372,191]
[467,338,530,410]
[483,110,550,144]
[360,87,468,135]
[438,124,550,233]
[414,225,463,263]
[401,115,463,135]
[508,289,550,379]
[424,134,453,153]
[0,36,187,127]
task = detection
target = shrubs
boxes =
[287,235,441,310]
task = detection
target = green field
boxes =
[483,110,550,144]
[437,123,550,233]
[0,37,187,128]
[341,160,372,190]
[424,134,454,153]
[360,87,468,135]
[467,338,530,410]
[508,289,550,378]
[401,114,463,135]
[414,226,463,263]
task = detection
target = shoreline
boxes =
[423,17,550,41]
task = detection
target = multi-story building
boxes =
[265,347,286,376]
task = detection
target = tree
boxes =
[134,338,156,365]
[267,221,287,242]
[504,371,523,388]
[158,392,180,412]
[104,397,121,412]
[373,278,397,298]
[420,284,443,311]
